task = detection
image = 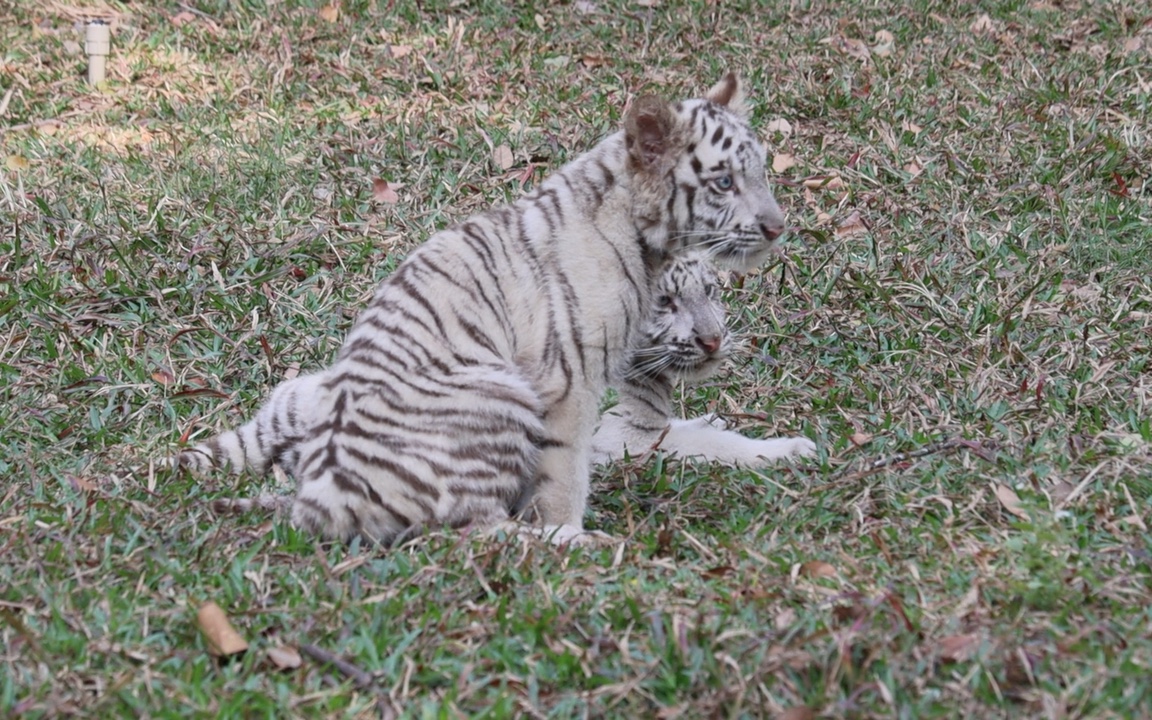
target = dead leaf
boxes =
[1048,479,1077,506]
[6,155,29,171]
[67,475,98,493]
[872,29,895,57]
[197,602,249,657]
[371,178,401,204]
[774,607,797,630]
[534,13,547,31]
[389,44,413,59]
[970,14,994,34]
[834,210,868,237]
[901,119,924,134]
[170,10,196,26]
[581,54,609,68]
[318,3,339,23]
[151,369,176,385]
[937,633,980,663]
[849,432,872,446]
[802,174,845,191]
[903,161,923,177]
[778,707,816,720]
[994,483,1029,520]
[267,644,302,670]
[765,118,793,137]
[832,34,871,61]
[1123,37,1142,55]
[492,144,514,170]
[636,0,661,6]
[799,560,837,579]
[574,0,599,13]
[772,153,797,173]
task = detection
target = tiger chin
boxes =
[591,252,817,469]
[171,72,791,548]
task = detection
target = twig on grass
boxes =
[299,643,398,720]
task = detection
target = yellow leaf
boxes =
[764,118,793,137]
[802,174,845,191]
[799,560,837,579]
[6,155,30,171]
[970,14,994,34]
[492,144,514,170]
[834,210,868,237]
[371,178,400,204]
[197,602,249,657]
[318,3,339,23]
[267,645,302,670]
[937,633,980,662]
[872,29,895,57]
[771,153,797,173]
[994,483,1029,520]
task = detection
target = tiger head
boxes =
[624,72,785,273]
[627,252,731,383]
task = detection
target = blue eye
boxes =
[714,174,734,190]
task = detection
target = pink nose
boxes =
[760,222,785,241]
[697,335,721,354]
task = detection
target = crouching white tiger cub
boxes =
[173,72,788,545]
[591,252,817,467]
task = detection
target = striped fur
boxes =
[591,253,817,467]
[175,72,787,544]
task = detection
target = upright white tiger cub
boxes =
[174,73,788,545]
[591,252,817,467]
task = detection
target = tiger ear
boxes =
[705,72,750,119]
[624,94,677,171]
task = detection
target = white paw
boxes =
[539,524,620,548]
[788,437,818,458]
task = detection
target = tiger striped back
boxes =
[174,72,787,544]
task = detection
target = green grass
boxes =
[2,0,1150,717]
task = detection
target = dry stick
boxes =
[299,643,376,690]
[825,437,968,483]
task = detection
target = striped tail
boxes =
[174,372,324,476]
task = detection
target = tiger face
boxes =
[627,253,731,383]
[624,73,785,273]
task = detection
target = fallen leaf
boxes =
[318,3,339,23]
[833,34,871,61]
[67,475,98,493]
[765,118,793,137]
[542,55,569,68]
[151,369,176,385]
[814,211,833,226]
[872,29,895,57]
[774,607,797,630]
[834,210,868,237]
[970,14,994,34]
[371,178,400,204]
[802,174,845,191]
[1123,37,1142,54]
[6,155,29,171]
[389,44,413,59]
[901,119,924,134]
[994,483,1029,520]
[799,560,837,579]
[197,602,249,657]
[937,633,980,662]
[903,161,923,177]
[636,0,661,6]
[267,645,302,670]
[1048,479,1077,506]
[534,13,547,31]
[574,0,598,13]
[772,153,797,173]
[492,144,514,170]
[778,707,816,720]
[581,54,610,68]
[170,10,196,26]
[849,431,872,446]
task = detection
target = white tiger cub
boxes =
[591,252,816,467]
[174,73,788,545]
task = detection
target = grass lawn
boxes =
[2,0,1150,716]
